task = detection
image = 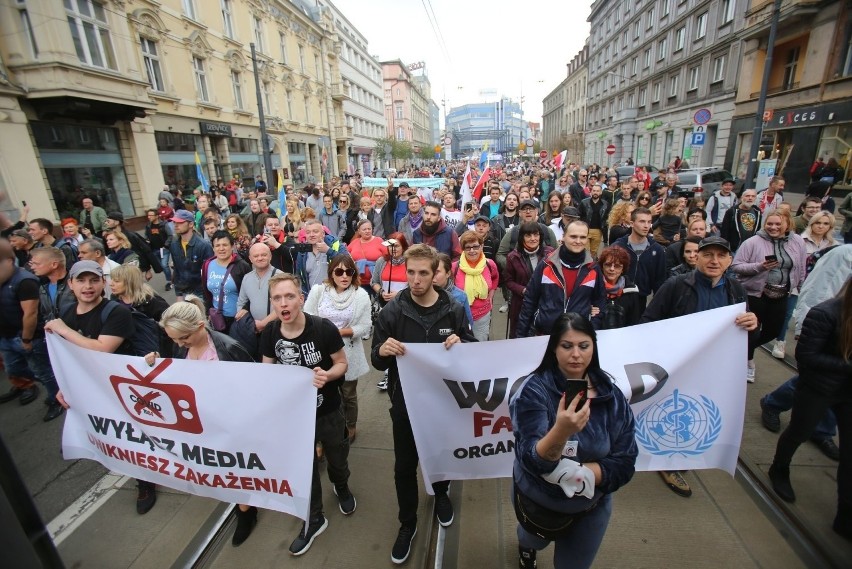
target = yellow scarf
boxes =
[459,253,488,304]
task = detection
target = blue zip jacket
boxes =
[510,366,637,513]
[612,234,667,297]
[169,233,213,290]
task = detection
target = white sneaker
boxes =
[771,340,785,359]
[746,360,756,383]
[498,303,509,313]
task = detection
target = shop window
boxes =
[65,0,117,69]
[816,126,851,187]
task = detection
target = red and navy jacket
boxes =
[516,247,605,337]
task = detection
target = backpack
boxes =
[56,237,79,263]
[62,300,161,357]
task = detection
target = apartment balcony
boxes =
[613,108,638,123]
[743,0,822,39]
[331,83,350,101]
[335,125,354,141]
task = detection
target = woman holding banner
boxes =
[143,298,256,547]
[509,313,637,569]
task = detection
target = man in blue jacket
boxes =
[168,210,213,300]
[612,207,666,307]
[516,220,606,337]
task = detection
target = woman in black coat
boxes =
[768,278,852,540]
[503,222,553,338]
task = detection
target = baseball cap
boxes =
[171,210,195,223]
[697,236,732,253]
[561,206,580,217]
[398,182,410,188]
[69,260,104,279]
[721,177,736,185]
[519,199,538,210]
[106,211,124,222]
[473,215,491,224]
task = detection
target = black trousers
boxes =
[773,384,852,513]
[746,294,788,360]
[390,399,449,527]
[310,407,350,520]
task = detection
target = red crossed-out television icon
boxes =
[109,360,204,434]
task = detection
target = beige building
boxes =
[727,0,852,190]
[381,60,431,156]
[0,0,349,223]
[542,46,587,161]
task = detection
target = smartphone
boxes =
[21,200,27,206]
[564,379,588,410]
[765,255,778,262]
[465,202,473,211]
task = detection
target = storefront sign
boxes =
[199,121,233,137]
[768,107,822,129]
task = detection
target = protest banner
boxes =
[47,335,317,521]
[397,305,747,493]
[362,177,446,189]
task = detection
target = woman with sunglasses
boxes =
[635,191,653,209]
[305,254,371,443]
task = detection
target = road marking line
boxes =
[47,472,130,546]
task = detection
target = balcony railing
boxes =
[748,82,800,98]
[335,125,353,140]
[331,83,350,101]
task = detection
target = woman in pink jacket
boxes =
[453,230,499,341]
[731,211,807,383]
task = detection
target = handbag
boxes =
[512,482,595,541]
[208,265,234,331]
[761,282,789,300]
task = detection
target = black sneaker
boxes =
[136,480,157,514]
[19,385,38,405]
[43,402,65,422]
[333,484,357,515]
[759,396,781,433]
[813,438,840,461]
[768,463,796,503]
[519,546,537,568]
[434,492,454,527]
[391,524,417,564]
[0,388,22,404]
[289,515,328,556]
[231,506,257,546]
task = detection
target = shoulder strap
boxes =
[100,299,117,324]
[218,264,234,309]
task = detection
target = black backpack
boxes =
[62,300,161,357]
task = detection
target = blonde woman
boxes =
[607,200,635,245]
[143,297,255,546]
[283,198,303,239]
[104,229,139,266]
[110,265,169,321]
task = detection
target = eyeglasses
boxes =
[333,268,356,277]
[464,245,482,252]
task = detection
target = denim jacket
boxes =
[509,366,637,513]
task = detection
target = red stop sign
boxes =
[606,144,616,155]
[539,150,547,159]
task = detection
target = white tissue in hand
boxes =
[542,458,595,499]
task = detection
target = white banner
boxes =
[48,336,317,522]
[397,305,747,493]
[362,177,446,189]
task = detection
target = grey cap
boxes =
[561,206,580,218]
[519,199,538,210]
[473,215,492,224]
[69,260,104,279]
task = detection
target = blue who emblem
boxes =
[635,389,722,456]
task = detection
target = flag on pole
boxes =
[277,169,286,206]
[554,150,568,172]
[195,152,209,192]
[479,142,489,170]
[459,162,473,205]
[472,166,491,202]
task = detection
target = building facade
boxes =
[584,0,745,169]
[727,0,851,191]
[326,1,384,176]
[543,45,589,158]
[0,0,349,223]
[446,100,525,159]
[381,60,431,157]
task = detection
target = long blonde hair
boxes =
[111,265,155,305]
[802,211,837,246]
[159,296,208,335]
[608,200,634,227]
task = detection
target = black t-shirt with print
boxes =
[259,313,345,417]
[62,299,135,355]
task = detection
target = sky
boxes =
[330,0,593,129]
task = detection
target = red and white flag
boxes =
[472,166,491,202]
[554,150,568,172]
[459,162,473,205]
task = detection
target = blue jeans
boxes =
[0,336,59,403]
[763,375,836,440]
[156,247,172,282]
[775,295,798,342]
[516,492,612,569]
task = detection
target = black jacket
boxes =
[174,330,254,362]
[796,297,852,398]
[640,270,747,323]
[371,287,476,405]
[126,229,163,273]
[200,254,251,311]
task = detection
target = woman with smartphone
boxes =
[509,313,637,569]
[731,211,807,382]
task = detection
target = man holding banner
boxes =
[371,244,476,565]
[641,236,757,497]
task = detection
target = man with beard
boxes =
[720,189,761,252]
[412,202,461,261]
[493,192,520,240]
[496,200,558,270]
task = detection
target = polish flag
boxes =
[554,150,568,172]
[472,166,491,201]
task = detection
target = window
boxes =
[639,87,647,106]
[687,66,699,91]
[395,103,403,120]
[182,0,197,20]
[279,33,288,65]
[631,56,638,75]
[712,54,726,82]
[622,31,629,48]
[261,81,271,113]
[298,45,305,73]
[304,96,310,123]
[396,127,404,140]
[782,46,800,90]
[696,12,707,39]
[660,0,671,16]
[231,71,243,109]
[193,56,209,102]
[618,97,624,111]
[668,74,679,97]
[65,0,117,69]
[628,92,635,108]
[221,0,234,38]
[140,37,164,92]
[675,26,685,51]
[643,48,651,68]
[652,81,661,102]
[286,90,293,119]
[253,16,265,53]
[646,7,655,29]
[314,54,321,78]
[633,21,640,39]
[17,2,39,58]
[721,0,735,24]
[657,38,667,60]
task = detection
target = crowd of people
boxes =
[0,158,849,568]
